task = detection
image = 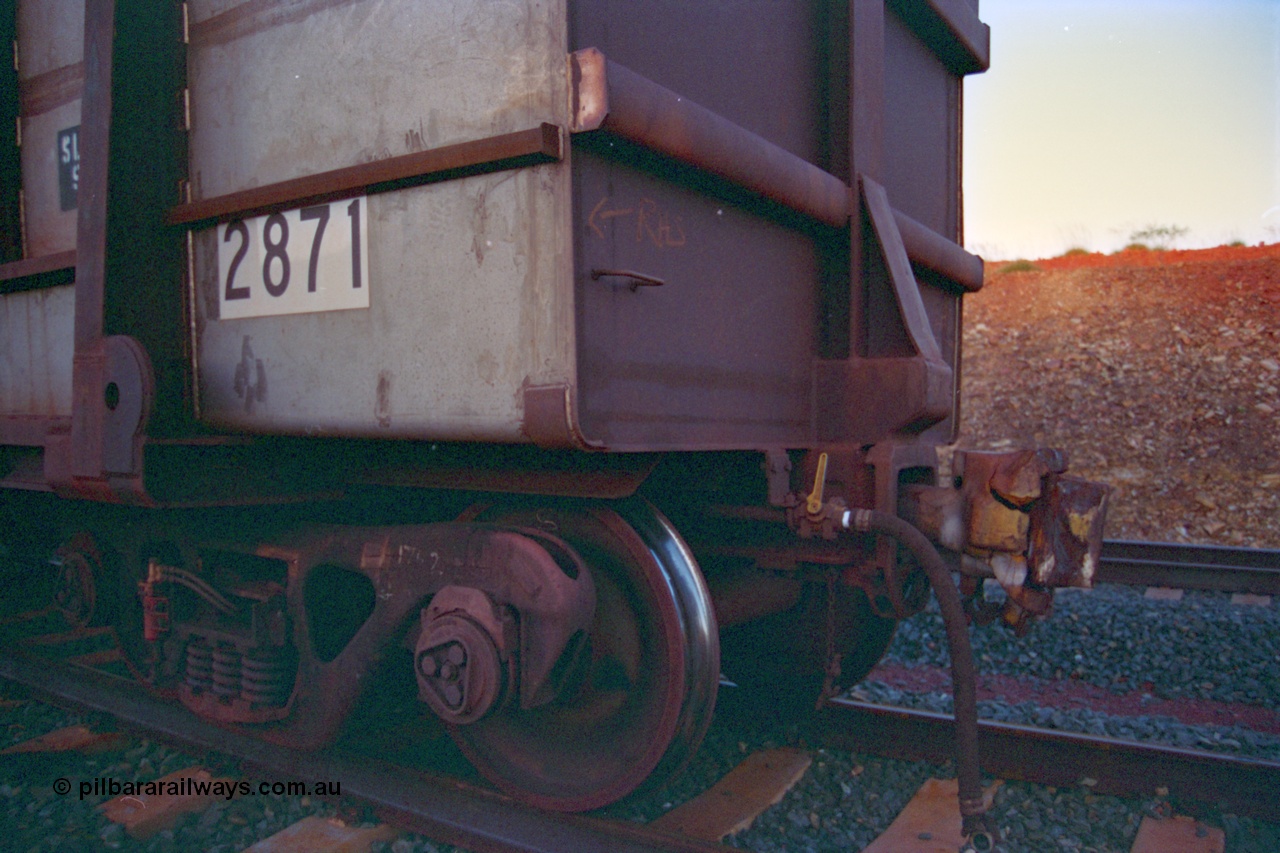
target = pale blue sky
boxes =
[963,0,1280,259]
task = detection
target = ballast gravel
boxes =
[660,581,1280,852]
[886,583,1280,708]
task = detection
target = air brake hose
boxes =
[842,508,992,843]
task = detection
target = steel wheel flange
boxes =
[449,498,719,811]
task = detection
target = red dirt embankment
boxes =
[959,243,1280,548]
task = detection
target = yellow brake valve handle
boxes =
[806,452,828,517]
[787,451,849,539]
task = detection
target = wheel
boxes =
[719,578,896,714]
[51,533,106,628]
[450,498,719,811]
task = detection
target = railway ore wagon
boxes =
[0,0,1108,815]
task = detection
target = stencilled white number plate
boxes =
[217,197,369,320]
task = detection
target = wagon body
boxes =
[0,0,989,505]
[176,0,986,457]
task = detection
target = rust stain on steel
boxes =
[988,448,1066,507]
[416,587,513,724]
[966,493,1030,554]
[521,382,599,450]
[590,269,666,291]
[17,62,84,118]
[569,48,851,229]
[238,524,595,750]
[187,0,364,49]
[375,371,392,428]
[1029,476,1111,588]
[957,449,1070,555]
[570,48,979,286]
[862,177,946,365]
[906,449,1110,602]
[168,124,563,227]
[569,46,609,131]
[0,251,77,286]
[233,336,266,413]
[357,448,659,499]
[892,208,983,293]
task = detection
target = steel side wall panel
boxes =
[20,102,81,258]
[16,0,83,78]
[883,12,959,240]
[568,0,830,168]
[189,0,574,440]
[881,10,965,444]
[569,0,823,450]
[573,150,817,450]
[1,2,81,419]
[17,0,83,258]
[0,285,75,416]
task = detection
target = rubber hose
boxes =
[848,508,987,836]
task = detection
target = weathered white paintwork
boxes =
[0,1,82,418]
[0,285,75,417]
[189,0,576,440]
[16,0,82,256]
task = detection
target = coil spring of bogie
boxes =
[185,640,213,691]
[241,648,294,705]
[211,646,242,697]
[184,640,294,706]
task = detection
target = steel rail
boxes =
[0,650,733,853]
[1097,539,1280,595]
[822,699,1280,822]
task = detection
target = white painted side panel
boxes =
[189,0,575,439]
[0,285,75,416]
[186,0,566,197]
[20,101,81,258]
[17,0,83,257]
[16,0,83,77]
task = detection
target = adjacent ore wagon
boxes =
[0,0,1107,830]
